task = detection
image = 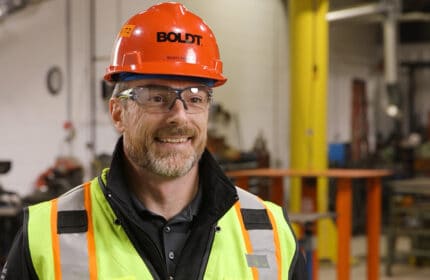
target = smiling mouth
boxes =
[155,137,191,144]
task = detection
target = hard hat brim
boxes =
[104,61,227,87]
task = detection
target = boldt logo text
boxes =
[157,32,202,45]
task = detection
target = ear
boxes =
[109,98,126,133]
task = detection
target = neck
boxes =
[124,158,199,220]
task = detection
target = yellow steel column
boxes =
[288,0,337,261]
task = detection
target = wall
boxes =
[0,0,68,195]
[0,0,290,195]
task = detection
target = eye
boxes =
[148,95,165,103]
[189,96,204,104]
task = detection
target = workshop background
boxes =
[1,0,430,278]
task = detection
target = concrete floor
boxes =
[317,235,430,279]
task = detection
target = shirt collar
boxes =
[130,184,202,223]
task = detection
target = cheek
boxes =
[194,115,209,138]
[123,110,152,138]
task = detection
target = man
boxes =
[2,2,306,279]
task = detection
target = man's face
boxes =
[110,78,210,178]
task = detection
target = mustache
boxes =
[155,126,196,138]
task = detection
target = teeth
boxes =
[159,138,188,143]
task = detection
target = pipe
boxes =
[89,0,96,158]
[65,0,73,155]
[289,0,336,263]
[384,2,398,85]
[327,1,402,123]
[326,3,387,22]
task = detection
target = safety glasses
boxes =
[116,85,213,114]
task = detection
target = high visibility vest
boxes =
[27,169,298,279]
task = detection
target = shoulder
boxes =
[2,211,39,279]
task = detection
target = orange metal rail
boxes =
[226,168,392,280]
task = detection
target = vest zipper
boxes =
[196,223,218,279]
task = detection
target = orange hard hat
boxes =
[104,2,227,87]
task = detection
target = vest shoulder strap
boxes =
[236,187,273,230]
[56,184,89,234]
[56,183,94,279]
[235,187,281,279]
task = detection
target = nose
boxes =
[166,99,188,123]
[168,96,188,111]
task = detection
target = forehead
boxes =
[124,78,205,88]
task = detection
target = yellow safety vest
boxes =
[27,169,297,279]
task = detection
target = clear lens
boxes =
[118,85,212,113]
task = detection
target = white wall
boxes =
[0,0,290,195]
[0,0,68,195]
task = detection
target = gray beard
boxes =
[126,143,202,178]
[143,148,199,177]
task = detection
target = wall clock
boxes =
[47,66,63,95]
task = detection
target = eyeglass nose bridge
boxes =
[167,89,189,111]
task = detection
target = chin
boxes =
[150,154,197,177]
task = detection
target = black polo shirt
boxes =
[130,187,202,278]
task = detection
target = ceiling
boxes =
[329,0,430,43]
[330,0,430,12]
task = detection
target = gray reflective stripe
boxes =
[236,187,279,279]
[56,185,90,279]
[58,186,86,211]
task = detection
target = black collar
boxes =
[130,184,202,223]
